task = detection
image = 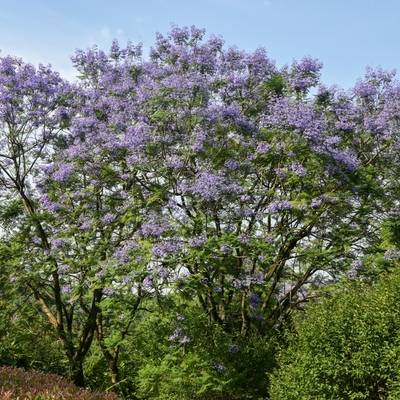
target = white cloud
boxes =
[88,26,129,47]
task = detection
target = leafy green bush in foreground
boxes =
[270,269,400,399]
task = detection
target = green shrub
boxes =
[130,303,275,400]
[270,270,400,399]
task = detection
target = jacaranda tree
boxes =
[68,26,400,336]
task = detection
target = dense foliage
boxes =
[1,25,400,398]
[270,266,400,399]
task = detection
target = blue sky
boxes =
[0,0,398,87]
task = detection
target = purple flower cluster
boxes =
[225,159,240,170]
[188,235,207,248]
[212,363,226,373]
[289,161,306,177]
[183,171,243,201]
[228,344,240,353]
[40,195,60,213]
[52,163,75,183]
[140,218,170,237]
[101,213,116,224]
[288,56,323,92]
[152,240,183,258]
[266,200,292,214]
[168,327,191,345]
[51,238,66,249]
[384,250,400,261]
[347,259,363,279]
[249,293,261,310]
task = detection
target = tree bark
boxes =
[71,358,85,387]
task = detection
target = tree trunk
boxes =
[71,359,85,387]
[108,357,120,385]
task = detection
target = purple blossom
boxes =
[152,240,182,258]
[188,235,207,248]
[114,241,138,264]
[140,219,169,237]
[220,244,232,254]
[331,149,359,171]
[61,285,72,294]
[265,236,274,244]
[40,163,55,174]
[225,159,240,170]
[258,254,267,262]
[40,195,60,213]
[212,363,226,373]
[347,259,363,279]
[127,153,147,165]
[51,238,66,249]
[240,194,252,202]
[103,287,114,297]
[288,56,323,92]
[266,200,292,213]
[166,155,185,169]
[289,161,306,176]
[354,80,377,98]
[384,250,400,261]
[249,293,261,309]
[240,207,254,217]
[169,328,182,341]
[232,273,265,289]
[186,171,243,201]
[32,236,42,245]
[143,276,153,289]
[239,235,250,244]
[256,142,270,154]
[79,218,92,231]
[228,344,240,353]
[102,213,116,224]
[52,163,75,183]
[191,128,207,152]
[156,266,170,279]
[311,197,323,209]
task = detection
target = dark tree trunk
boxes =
[71,360,85,387]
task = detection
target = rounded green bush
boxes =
[270,270,400,399]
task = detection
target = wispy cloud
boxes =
[88,25,129,48]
